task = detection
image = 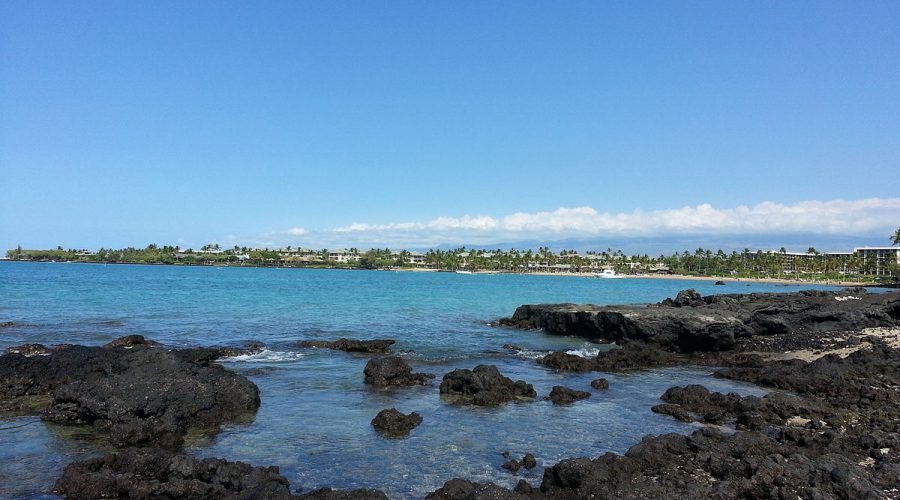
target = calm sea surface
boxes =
[0,262,842,498]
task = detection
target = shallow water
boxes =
[0,262,842,498]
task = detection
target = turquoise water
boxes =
[0,262,839,498]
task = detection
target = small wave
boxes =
[565,347,601,357]
[222,349,304,363]
[515,349,549,360]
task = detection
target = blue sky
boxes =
[2,1,899,252]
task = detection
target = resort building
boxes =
[408,252,426,266]
[854,247,900,276]
[327,249,359,263]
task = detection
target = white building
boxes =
[408,252,426,266]
[328,249,359,263]
[854,247,900,276]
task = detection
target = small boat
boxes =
[455,270,474,275]
[594,269,625,279]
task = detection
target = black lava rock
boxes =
[371,408,422,437]
[439,365,536,406]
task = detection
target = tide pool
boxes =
[0,262,841,498]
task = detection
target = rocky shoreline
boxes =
[439,288,898,498]
[2,288,899,498]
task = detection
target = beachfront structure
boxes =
[854,247,900,276]
[327,249,359,263]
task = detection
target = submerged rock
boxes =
[501,459,520,472]
[0,341,260,449]
[439,365,536,406]
[371,408,422,437]
[299,338,395,353]
[0,321,19,328]
[363,356,434,387]
[546,386,591,405]
[590,378,609,390]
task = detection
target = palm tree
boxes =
[891,227,900,246]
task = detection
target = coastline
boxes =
[387,267,870,287]
[2,258,873,287]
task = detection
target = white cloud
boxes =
[254,198,899,249]
[320,198,900,247]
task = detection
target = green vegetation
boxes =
[4,243,899,283]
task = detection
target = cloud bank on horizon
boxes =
[262,198,900,249]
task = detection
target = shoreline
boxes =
[389,267,871,287]
[1,258,875,287]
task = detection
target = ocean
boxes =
[0,262,840,498]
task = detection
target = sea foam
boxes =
[222,349,304,363]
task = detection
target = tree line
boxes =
[5,241,899,282]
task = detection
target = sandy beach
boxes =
[389,267,871,287]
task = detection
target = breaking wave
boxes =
[222,349,305,363]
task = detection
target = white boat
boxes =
[455,270,474,275]
[594,269,625,279]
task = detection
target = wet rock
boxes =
[514,479,533,494]
[538,427,885,499]
[245,340,266,351]
[522,453,537,469]
[496,289,900,353]
[425,478,522,499]
[650,403,693,423]
[546,386,591,405]
[502,459,520,472]
[363,356,434,387]
[371,408,422,437]
[0,321,18,328]
[103,335,162,349]
[660,288,705,307]
[244,367,277,376]
[173,343,265,365]
[4,343,53,356]
[592,343,681,371]
[298,338,395,353]
[439,365,536,406]
[538,343,681,373]
[502,344,523,351]
[655,384,841,431]
[0,342,260,449]
[590,378,609,390]
[486,290,900,497]
[54,447,295,499]
[297,488,389,499]
[537,351,596,372]
[714,280,727,285]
